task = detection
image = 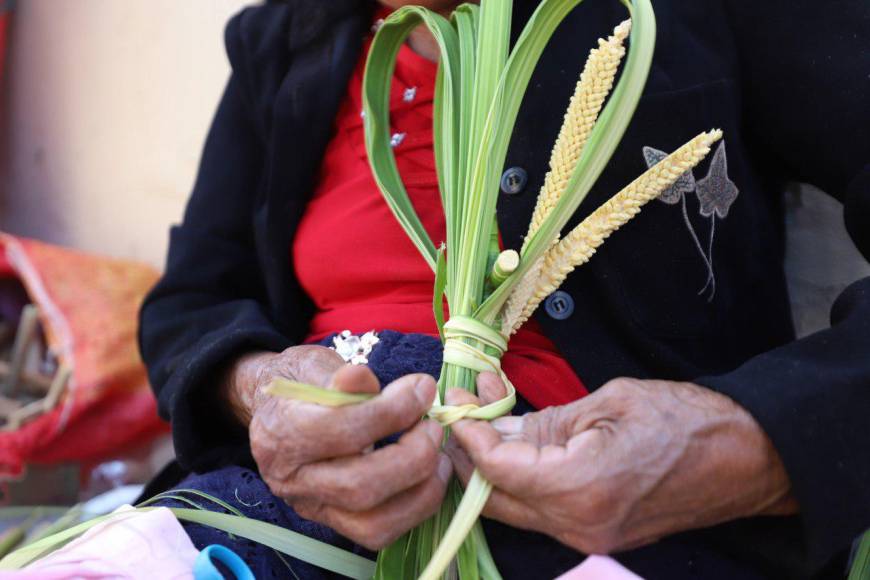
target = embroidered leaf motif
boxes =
[642,146,695,204]
[695,141,738,218]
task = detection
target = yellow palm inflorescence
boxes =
[500,255,544,336]
[525,19,632,242]
[502,20,631,335]
[509,129,723,332]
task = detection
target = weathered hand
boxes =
[222,346,347,426]
[446,375,797,554]
[222,348,451,549]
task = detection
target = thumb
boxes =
[329,364,381,395]
[445,387,482,407]
[476,372,508,405]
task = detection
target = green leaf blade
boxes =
[363,7,463,272]
[433,244,449,341]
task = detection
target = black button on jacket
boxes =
[138,1,870,578]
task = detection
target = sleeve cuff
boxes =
[161,320,292,472]
[695,300,870,575]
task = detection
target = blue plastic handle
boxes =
[193,544,255,580]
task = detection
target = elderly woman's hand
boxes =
[221,347,451,550]
[446,375,797,555]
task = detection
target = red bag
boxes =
[0,234,168,479]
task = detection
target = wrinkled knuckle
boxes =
[527,406,558,438]
[253,359,277,386]
[249,418,275,450]
[328,468,360,496]
[329,467,376,505]
[274,477,307,503]
[328,421,362,453]
[310,346,341,367]
[536,405,560,422]
[346,483,380,511]
[293,501,321,522]
[252,449,291,486]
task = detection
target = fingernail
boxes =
[424,420,443,445]
[444,387,462,406]
[492,416,523,436]
[413,376,436,406]
[436,454,452,482]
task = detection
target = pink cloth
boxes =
[0,507,198,579]
[556,556,643,580]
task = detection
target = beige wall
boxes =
[0,0,250,267]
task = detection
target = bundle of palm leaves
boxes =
[269,0,719,577]
[356,0,719,577]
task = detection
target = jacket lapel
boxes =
[256,1,369,334]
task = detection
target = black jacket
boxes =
[139,1,870,577]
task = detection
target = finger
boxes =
[310,454,453,550]
[447,382,518,440]
[446,406,502,458]
[445,387,512,476]
[476,372,508,405]
[445,387,550,493]
[491,416,525,441]
[342,373,437,443]
[479,486,541,532]
[444,435,474,485]
[289,420,443,511]
[295,373,437,456]
[329,364,381,395]
[443,442,542,533]
[445,387,482,407]
[449,416,546,493]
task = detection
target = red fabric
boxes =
[293,37,587,409]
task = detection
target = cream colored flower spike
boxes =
[509,129,723,333]
[524,19,632,246]
[500,255,544,336]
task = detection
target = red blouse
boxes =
[292,35,587,409]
